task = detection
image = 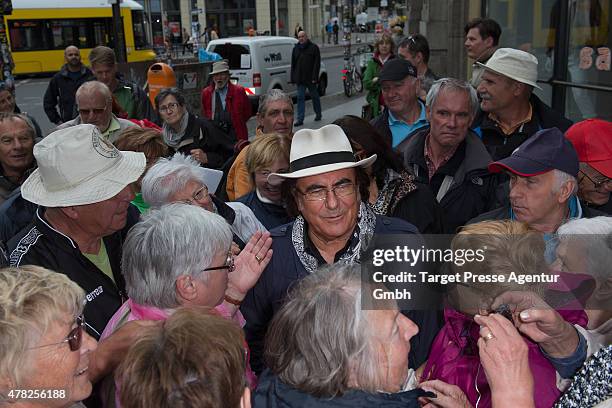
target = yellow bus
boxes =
[4,0,156,75]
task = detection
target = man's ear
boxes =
[557,179,576,204]
[425,105,431,122]
[60,206,80,220]
[175,275,197,302]
[483,35,494,49]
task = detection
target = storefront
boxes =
[205,0,256,37]
[485,0,611,121]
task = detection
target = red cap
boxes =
[565,119,612,178]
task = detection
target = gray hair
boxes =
[76,81,112,104]
[557,216,612,279]
[122,203,232,309]
[426,77,479,118]
[257,88,293,116]
[141,153,207,208]
[0,112,36,139]
[552,169,578,196]
[264,264,394,397]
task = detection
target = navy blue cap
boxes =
[488,128,579,177]
[378,58,418,82]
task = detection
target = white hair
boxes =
[557,217,612,279]
[426,77,480,118]
[552,169,578,196]
[122,203,232,309]
[141,152,209,208]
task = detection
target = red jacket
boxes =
[201,82,252,141]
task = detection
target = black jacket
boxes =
[290,40,321,85]
[171,113,235,170]
[253,370,432,408]
[236,190,293,230]
[473,94,573,161]
[241,215,441,374]
[43,64,93,124]
[403,128,500,233]
[7,208,133,340]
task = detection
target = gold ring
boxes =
[255,255,262,264]
[483,332,495,342]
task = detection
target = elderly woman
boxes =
[113,127,169,213]
[421,220,587,408]
[117,307,251,408]
[155,88,234,169]
[363,33,395,117]
[101,203,272,405]
[0,265,97,407]
[142,152,266,250]
[334,115,445,233]
[236,133,293,229]
[254,264,434,406]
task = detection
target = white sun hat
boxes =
[21,124,146,207]
[476,47,542,90]
[267,124,376,185]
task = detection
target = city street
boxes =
[14,53,365,137]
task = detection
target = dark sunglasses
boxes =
[32,314,84,352]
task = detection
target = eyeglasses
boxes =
[159,102,179,113]
[31,315,84,352]
[180,185,209,205]
[202,251,235,272]
[579,170,612,190]
[78,107,106,116]
[296,182,356,201]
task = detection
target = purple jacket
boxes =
[422,308,587,408]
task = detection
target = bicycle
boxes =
[342,47,363,97]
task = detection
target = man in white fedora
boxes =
[8,124,146,341]
[200,59,252,141]
[473,48,572,161]
[240,124,442,375]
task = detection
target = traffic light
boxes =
[0,0,12,15]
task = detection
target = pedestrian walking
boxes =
[332,21,339,44]
[290,31,322,127]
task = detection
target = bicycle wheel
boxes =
[353,70,363,93]
[343,76,353,97]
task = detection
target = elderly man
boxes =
[470,127,605,232]
[402,78,499,232]
[8,124,145,340]
[56,81,137,142]
[43,45,93,125]
[88,46,156,121]
[241,124,442,374]
[566,119,612,214]
[370,58,429,154]
[397,34,439,99]
[0,113,37,203]
[473,48,572,161]
[464,17,501,87]
[290,30,322,126]
[226,88,294,200]
[201,60,252,141]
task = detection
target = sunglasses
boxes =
[32,315,85,352]
[202,251,235,273]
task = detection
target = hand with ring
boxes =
[474,313,534,408]
[227,231,273,299]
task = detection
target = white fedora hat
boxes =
[476,48,542,90]
[21,124,146,207]
[267,124,376,185]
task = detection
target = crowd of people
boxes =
[0,16,610,408]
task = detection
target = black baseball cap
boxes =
[488,127,579,177]
[378,59,418,82]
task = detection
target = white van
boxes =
[206,36,328,109]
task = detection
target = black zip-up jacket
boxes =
[8,208,127,340]
[290,40,321,85]
[43,64,93,124]
[472,94,573,161]
[403,128,500,233]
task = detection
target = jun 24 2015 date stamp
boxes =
[7,389,67,400]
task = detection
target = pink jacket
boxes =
[422,308,587,408]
